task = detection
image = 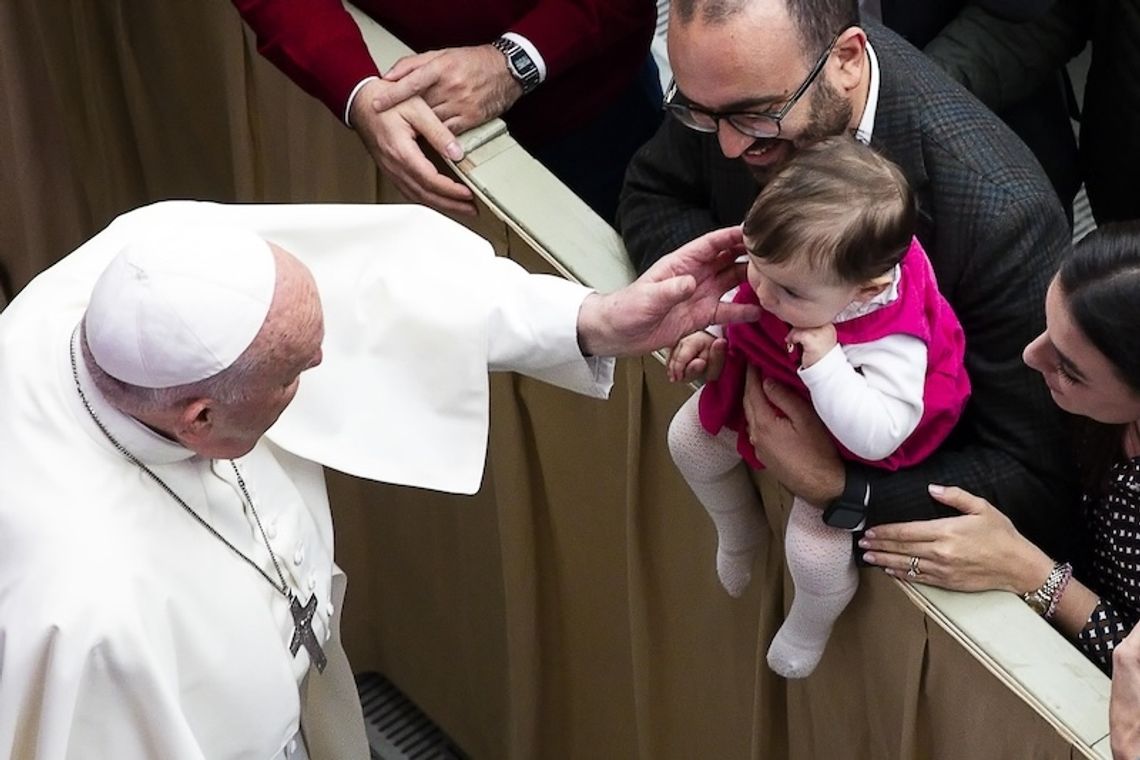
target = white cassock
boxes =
[0,201,615,759]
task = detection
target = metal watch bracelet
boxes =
[1022,561,1072,619]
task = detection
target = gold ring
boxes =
[907,555,921,578]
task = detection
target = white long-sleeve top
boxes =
[798,335,926,462]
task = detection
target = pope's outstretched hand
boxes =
[576,226,759,358]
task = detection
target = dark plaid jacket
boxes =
[618,22,1078,556]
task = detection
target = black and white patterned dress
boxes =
[1075,456,1140,674]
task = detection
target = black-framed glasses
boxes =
[664,25,850,139]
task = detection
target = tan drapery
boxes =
[1,1,1096,757]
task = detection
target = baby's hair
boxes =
[743,135,916,284]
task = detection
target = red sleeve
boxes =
[508,0,655,79]
[231,0,381,120]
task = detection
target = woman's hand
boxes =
[859,484,1052,593]
[1111,626,1140,760]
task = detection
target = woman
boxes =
[859,221,1140,679]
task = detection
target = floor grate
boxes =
[356,672,467,760]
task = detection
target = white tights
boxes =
[668,391,767,598]
[766,495,858,678]
[668,389,859,678]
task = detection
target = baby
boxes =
[667,136,970,678]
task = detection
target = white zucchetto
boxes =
[84,226,276,388]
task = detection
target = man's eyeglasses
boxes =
[664,26,850,140]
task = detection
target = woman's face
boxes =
[1023,278,1140,424]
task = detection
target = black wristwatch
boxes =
[822,463,871,530]
[492,37,541,95]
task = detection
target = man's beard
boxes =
[745,78,854,183]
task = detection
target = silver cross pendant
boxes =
[289,593,328,673]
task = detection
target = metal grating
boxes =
[356,672,467,760]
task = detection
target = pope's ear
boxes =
[175,399,214,445]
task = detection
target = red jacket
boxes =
[232,0,656,146]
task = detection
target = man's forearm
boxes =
[863,442,1077,558]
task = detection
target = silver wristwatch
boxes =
[1022,561,1071,617]
[492,37,541,95]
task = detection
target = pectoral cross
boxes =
[289,593,327,673]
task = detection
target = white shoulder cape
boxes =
[6,200,614,494]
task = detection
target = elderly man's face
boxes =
[203,247,325,458]
[667,3,861,182]
[220,330,324,458]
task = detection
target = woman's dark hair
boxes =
[1057,221,1140,491]
[1058,222,1140,393]
[742,135,915,284]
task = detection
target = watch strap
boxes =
[492,37,540,95]
[1022,561,1073,619]
[822,463,870,530]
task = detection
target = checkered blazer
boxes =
[618,22,1079,556]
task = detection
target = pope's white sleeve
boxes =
[483,256,615,399]
[797,334,927,462]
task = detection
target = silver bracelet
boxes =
[1022,561,1072,618]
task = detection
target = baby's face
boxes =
[746,254,864,328]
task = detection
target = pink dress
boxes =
[698,238,971,471]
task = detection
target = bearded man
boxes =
[618,0,1077,563]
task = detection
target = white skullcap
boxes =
[85,226,276,388]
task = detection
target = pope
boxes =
[0,201,756,759]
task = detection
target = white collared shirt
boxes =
[853,40,881,145]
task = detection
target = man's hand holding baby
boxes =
[785,324,838,368]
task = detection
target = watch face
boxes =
[493,39,539,93]
[822,502,864,530]
[1025,594,1048,616]
[508,52,538,85]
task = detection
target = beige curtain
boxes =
[1,2,1083,757]
[0,0,378,293]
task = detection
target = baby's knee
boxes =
[667,398,703,465]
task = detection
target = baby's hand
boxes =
[667,331,727,383]
[785,324,837,368]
